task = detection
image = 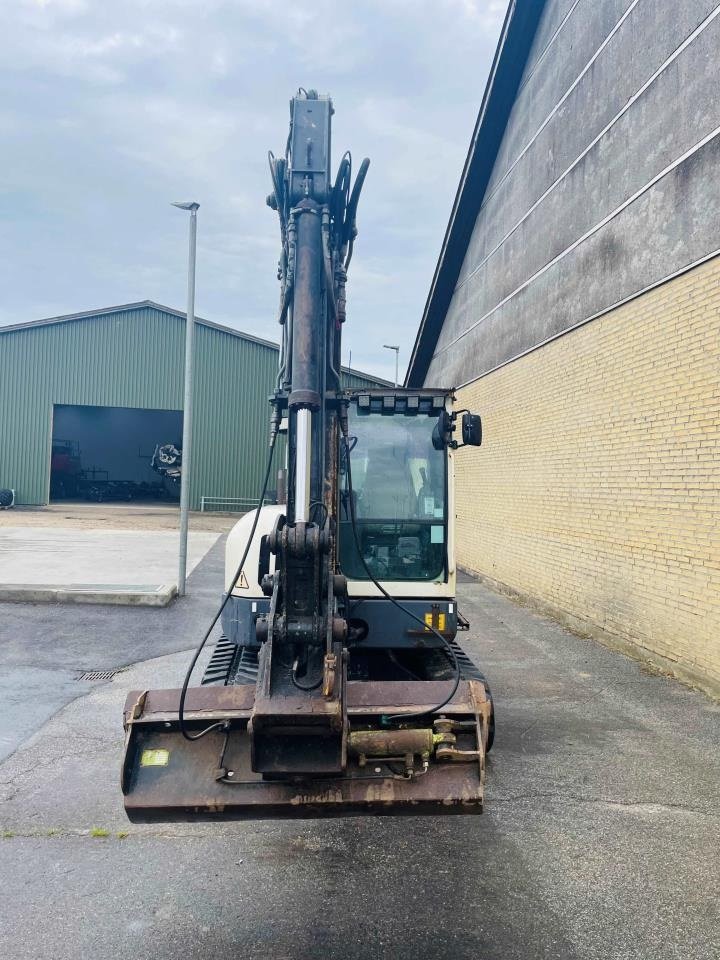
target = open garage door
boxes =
[50,404,183,503]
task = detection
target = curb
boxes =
[0,583,178,607]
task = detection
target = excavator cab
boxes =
[339,396,447,583]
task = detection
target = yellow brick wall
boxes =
[455,256,720,695]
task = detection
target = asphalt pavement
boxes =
[0,538,225,761]
[0,549,718,960]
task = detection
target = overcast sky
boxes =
[1,0,505,382]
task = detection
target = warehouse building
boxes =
[0,301,384,510]
[408,0,720,694]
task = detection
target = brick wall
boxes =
[455,256,720,695]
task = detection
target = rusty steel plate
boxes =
[122,680,480,724]
[122,680,490,821]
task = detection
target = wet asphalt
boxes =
[0,545,718,960]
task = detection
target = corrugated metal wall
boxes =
[425,0,720,387]
[0,304,383,508]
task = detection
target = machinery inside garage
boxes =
[50,404,183,503]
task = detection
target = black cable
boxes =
[331,152,352,236]
[267,151,286,231]
[178,430,278,741]
[291,659,323,691]
[309,500,328,526]
[341,434,461,726]
[343,157,370,267]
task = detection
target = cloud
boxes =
[1,0,504,382]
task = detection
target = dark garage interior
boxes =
[50,404,183,503]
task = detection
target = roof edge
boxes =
[0,299,280,351]
[0,299,391,385]
[406,0,547,386]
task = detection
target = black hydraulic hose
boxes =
[291,658,323,691]
[341,434,461,726]
[178,430,278,741]
[343,157,370,267]
[331,152,352,236]
[267,151,287,231]
[321,212,338,322]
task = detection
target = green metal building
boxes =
[0,301,385,509]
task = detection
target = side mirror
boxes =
[461,412,482,447]
[433,410,482,449]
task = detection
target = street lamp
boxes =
[172,201,200,598]
[383,344,400,388]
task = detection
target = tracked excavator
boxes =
[121,90,494,819]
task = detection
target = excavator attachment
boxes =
[122,679,491,821]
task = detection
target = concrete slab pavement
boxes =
[0,573,718,959]
[0,526,220,605]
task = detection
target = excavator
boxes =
[121,90,494,820]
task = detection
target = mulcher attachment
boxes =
[121,678,491,821]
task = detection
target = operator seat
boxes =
[359,447,416,519]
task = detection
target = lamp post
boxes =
[383,344,400,388]
[172,201,199,597]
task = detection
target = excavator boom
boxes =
[121,90,492,821]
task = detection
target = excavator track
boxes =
[202,641,258,686]
[202,638,494,752]
[203,636,487,688]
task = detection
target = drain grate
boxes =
[77,670,119,682]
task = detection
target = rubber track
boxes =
[446,637,489,683]
[203,637,486,686]
[201,638,258,685]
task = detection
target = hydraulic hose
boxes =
[178,429,278,741]
[343,157,370,267]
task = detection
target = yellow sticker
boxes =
[235,570,249,589]
[140,749,169,767]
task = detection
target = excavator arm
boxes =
[121,90,492,821]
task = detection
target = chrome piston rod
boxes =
[294,407,312,523]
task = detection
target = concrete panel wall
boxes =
[427,0,720,386]
[453,257,720,696]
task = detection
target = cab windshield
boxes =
[339,407,446,582]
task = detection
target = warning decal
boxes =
[236,570,250,589]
